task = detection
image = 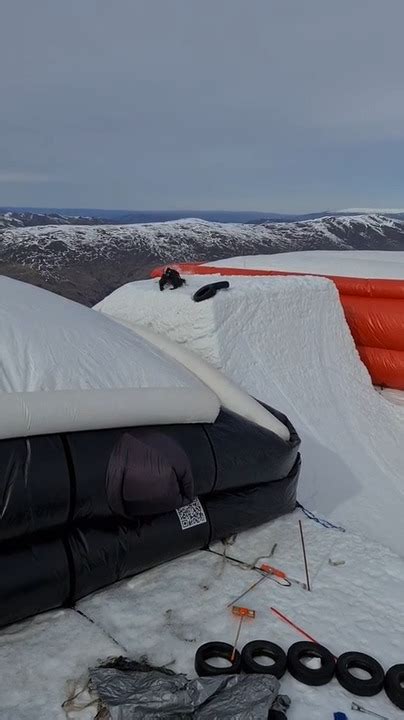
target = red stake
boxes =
[270,607,319,643]
[270,607,337,660]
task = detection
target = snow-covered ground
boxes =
[96,273,404,555]
[209,249,404,279]
[377,387,404,406]
[1,510,404,720]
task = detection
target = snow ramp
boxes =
[152,251,404,390]
[96,274,404,555]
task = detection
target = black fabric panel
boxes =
[0,539,70,627]
[106,430,194,518]
[0,454,300,627]
[69,526,122,599]
[206,455,300,542]
[70,514,209,602]
[0,407,299,539]
[66,428,125,521]
[0,435,69,542]
[203,406,300,493]
[68,424,215,522]
[0,400,301,628]
[147,424,215,497]
[71,459,299,606]
[70,457,299,605]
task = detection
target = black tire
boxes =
[194,641,241,677]
[193,281,230,303]
[384,663,404,709]
[336,651,384,697]
[241,640,287,678]
[287,641,335,686]
[267,712,287,719]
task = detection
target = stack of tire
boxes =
[195,640,404,711]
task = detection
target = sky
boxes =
[1,0,404,212]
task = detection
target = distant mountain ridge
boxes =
[1,213,404,305]
[0,210,104,229]
[2,206,404,228]
[0,208,284,227]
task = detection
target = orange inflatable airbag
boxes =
[151,263,404,390]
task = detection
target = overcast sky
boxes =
[1,0,404,212]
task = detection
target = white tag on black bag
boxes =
[176,498,207,530]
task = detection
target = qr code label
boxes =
[176,498,207,530]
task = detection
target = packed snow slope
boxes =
[209,249,404,279]
[175,250,404,390]
[96,275,404,555]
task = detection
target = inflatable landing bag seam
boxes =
[0,435,70,542]
[106,431,195,517]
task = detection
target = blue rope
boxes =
[296,502,346,532]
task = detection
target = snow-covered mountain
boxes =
[0,210,103,229]
[1,214,404,305]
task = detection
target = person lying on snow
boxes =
[159,267,186,291]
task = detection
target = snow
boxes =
[378,387,404,406]
[96,274,404,556]
[2,511,404,720]
[209,249,404,279]
[1,218,286,258]
[0,608,125,719]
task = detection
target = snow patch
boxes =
[209,249,404,279]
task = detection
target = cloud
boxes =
[0,171,54,184]
[1,0,404,210]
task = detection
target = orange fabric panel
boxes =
[341,296,404,351]
[151,264,404,299]
[358,346,404,390]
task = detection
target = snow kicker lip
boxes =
[151,261,404,390]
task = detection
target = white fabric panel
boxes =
[0,275,210,394]
[0,388,219,439]
[0,276,220,437]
